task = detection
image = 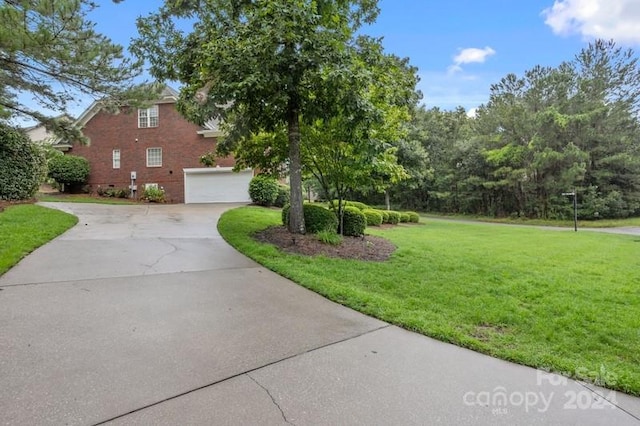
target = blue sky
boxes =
[29,0,640,120]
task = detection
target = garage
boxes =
[183,167,253,204]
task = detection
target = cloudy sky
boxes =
[24,0,640,120]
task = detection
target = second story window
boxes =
[138,105,159,128]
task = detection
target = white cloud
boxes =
[543,0,640,44]
[448,47,496,74]
[466,108,478,118]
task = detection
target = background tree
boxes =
[0,0,155,141]
[0,124,45,200]
[133,0,385,234]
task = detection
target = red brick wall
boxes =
[70,103,235,203]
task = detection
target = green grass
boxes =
[36,193,137,205]
[0,205,78,275]
[219,206,640,396]
[422,212,640,228]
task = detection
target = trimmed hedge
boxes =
[399,212,411,223]
[249,175,279,206]
[407,211,420,223]
[282,203,338,234]
[274,184,290,208]
[362,209,383,227]
[0,124,46,200]
[377,209,390,224]
[341,206,366,237]
[387,211,401,225]
[48,154,90,191]
[330,199,370,210]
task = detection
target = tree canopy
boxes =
[0,0,154,140]
[132,0,413,233]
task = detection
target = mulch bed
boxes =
[254,225,396,262]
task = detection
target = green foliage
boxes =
[330,200,370,210]
[399,212,410,223]
[362,209,383,226]
[199,152,217,167]
[47,155,90,190]
[377,209,390,224]
[249,175,280,206]
[406,211,420,223]
[282,203,338,234]
[316,229,343,246]
[141,186,165,203]
[274,184,290,208]
[96,187,129,199]
[0,0,156,140]
[342,206,366,236]
[0,124,46,200]
[387,211,400,224]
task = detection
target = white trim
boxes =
[112,149,121,169]
[146,147,162,167]
[196,129,225,138]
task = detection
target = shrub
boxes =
[282,203,338,234]
[407,211,420,223]
[362,209,383,227]
[97,187,129,198]
[142,186,165,203]
[400,212,411,223]
[387,210,401,225]
[274,184,290,208]
[0,124,46,200]
[48,154,90,191]
[329,199,370,211]
[249,175,279,206]
[377,209,390,224]
[316,229,343,245]
[341,206,366,237]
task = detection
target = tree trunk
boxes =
[384,190,390,210]
[287,104,305,234]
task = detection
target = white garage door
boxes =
[184,167,253,204]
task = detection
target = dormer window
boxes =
[138,105,159,128]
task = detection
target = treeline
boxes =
[356,40,640,219]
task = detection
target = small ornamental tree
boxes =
[48,155,90,192]
[0,124,46,200]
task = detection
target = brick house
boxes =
[65,87,252,203]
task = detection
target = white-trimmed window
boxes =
[146,147,162,167]
[112,149,120,169]
[138,105,159,128]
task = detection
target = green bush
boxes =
[400,212,411,223]
[330,199,370,211]
[97,187,129,198]
[249,175,279,206]
[274,184,290,208]
[341,206,366,237]
[362,209,383,227]
[282,203,338,234]
[387,211,401,225]
[0,124,46,200]
[377,209,390,224]
[48,154,90,191]
[407,211,420,223]
[142,186,165,203]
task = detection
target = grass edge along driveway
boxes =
[218,206,640,396]
[0,204,77,276]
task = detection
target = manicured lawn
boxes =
[0,205,78,275]
[423,212,640,228]
[36,193,137,205]
[219,206,640,396]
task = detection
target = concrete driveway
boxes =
[1,203,638,425]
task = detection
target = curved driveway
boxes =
[0,203,638,425]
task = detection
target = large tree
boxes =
[132,0,382,234]
[0,0,154,139]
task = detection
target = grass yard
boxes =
[423,212,640,228]
[0,205,77,276]
[36,193,137,205]
[219,206,640,396]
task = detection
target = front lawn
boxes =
[219,206,640,396]
[0,205,77,275]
